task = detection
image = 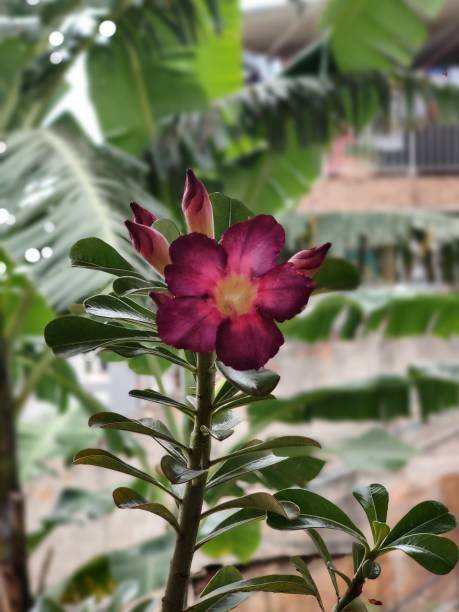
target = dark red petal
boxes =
[216,311,284,370]
[220,215,285,277]
[166,233,227,297]
[157,296,222,352]
[288,242,331,276]
[149,290,172,308]
[130,201,158,226]
[256,263,314,322]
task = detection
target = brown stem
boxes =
[161,352,215,612]
[0,327,31,610]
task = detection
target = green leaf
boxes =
[380,534,458,575]
[84,295,155,325]
[321,0,434,73]
[104,345,194,371]
[211,193,253,240]
[45,316,156,358]
[74,449,176,499]
[113,487,180,532]
[203,493,299,520]
[383,500,457,546]
[291,557,324,612]
[217,361,280,397]
[306,529,340,601]
[187,574,314,611]
[352,542,366,574]
[113,276,166,297]
[200,521,262,564]
[196,509,265,548]
[353,483,389,541]
[213,436,320,465]
[88,412,188,460]
[197,566,251,612]
[71,237,141,277]
[372,522,391,548]
[129,388,195,417]
[161,455,206,485]
[334,428,416,472]
[267,489,367,544]
[202,411,241,441]
[313,257,360,292]
[153,219,181,243]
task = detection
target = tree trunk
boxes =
[0,333,31,611]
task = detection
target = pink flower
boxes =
[125,220,171,275]
[181,169,214,238]
[156,215,323,371]
[130,201,158,226]
[289,243,331,276]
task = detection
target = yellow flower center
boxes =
[214,274,257,317]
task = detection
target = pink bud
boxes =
[181,169,214,238]
[125,220,171,275]
[130,201,158,226]
[149,290,173,308]
[289,242,331,276]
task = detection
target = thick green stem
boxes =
[0,327,31,610]
[332,561,366,612]
[161,352,215,612]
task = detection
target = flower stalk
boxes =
[161,352,215,612]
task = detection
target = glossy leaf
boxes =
[308,529,340,600]
[198,566,250,612]
[211,193,253,241]
[129,388,195,417]
[203,493,299,520]
[45,316,157,358]
[73,449,176,499]
[161,456,207,485]
[113,276,166,297]
[353,483,389,540]
[383,501,457,546]
[88,412,188,460]
[202,411,241,441]
[268,489,367,543]
[217,361,280,397]
[213,436,320,465]
[104,345,194,371]
[84,295,155,325]
[381,534,458,575]
[313,257,360,292]
[153,219,181,243]
[196,509,265,548]
[70,237,141,277]
[187,574,314,611]
[113,487,180,532]
[352,542,366,574]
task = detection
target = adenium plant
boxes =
[45,171,458,612]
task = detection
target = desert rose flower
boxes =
[289,242,331,276]
[181,169,214,238]
[130,201,158,226]
[125,220,171,275]
[156,215,328,370]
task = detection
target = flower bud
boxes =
[181,169,214,238]
[150,290,172,308]
[125,220,171,275]
[289,242,331,276]
[130,201,158,226]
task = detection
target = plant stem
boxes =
[0,322,31,610]
[161,352,215,612]
[332,560,367,612]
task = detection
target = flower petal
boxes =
[157,297,223,352]
[130,201,158,226]
[166,233,227,297]
[182,169,214,238]
[216,311,284,370]
[256,263,314,322]
[125,220,170,275]
[289,242,331,276]
[220,215,285,276]
[149,290,173,308]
